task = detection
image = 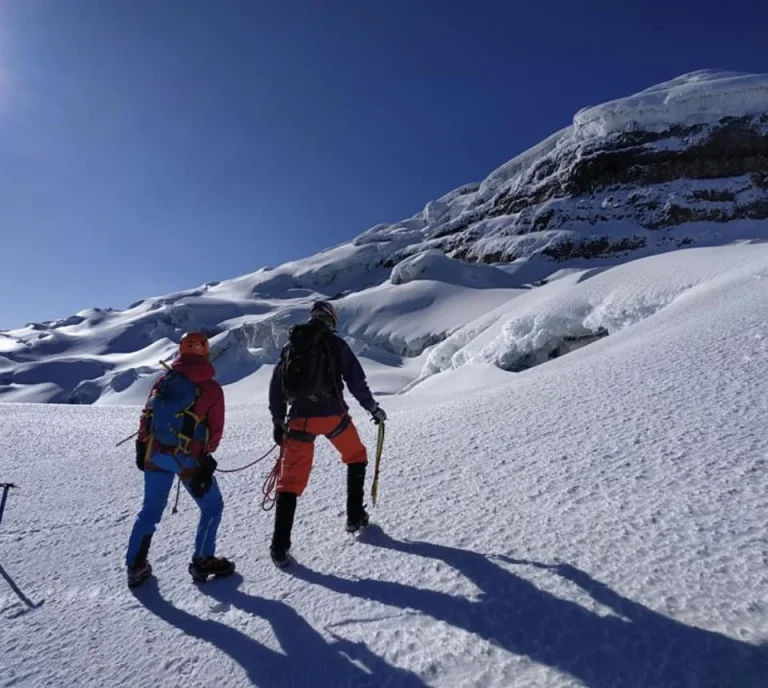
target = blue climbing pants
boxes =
[125,451,224,567]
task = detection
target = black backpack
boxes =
[280,322,338,402]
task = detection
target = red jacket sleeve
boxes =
[202,381,225,452]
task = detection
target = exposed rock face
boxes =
[496,118,768,208]
[434,116,768,264]
[355,71,768,266]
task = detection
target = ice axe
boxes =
[0,483,17,528]
[370,421,385,508]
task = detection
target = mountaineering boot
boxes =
[346,462,369,533]
[270,492,297,568]
[127,560,153,588]
[346,506,369,533]
[127,534,154,588]
[188,556,236,583]
[270,548,291,568]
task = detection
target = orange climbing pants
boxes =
[277,415,367,496]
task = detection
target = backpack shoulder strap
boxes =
[321,333,343,401]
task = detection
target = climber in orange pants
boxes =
[268,301,387,567]
[278,415,367,496]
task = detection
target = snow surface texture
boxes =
[1,245,768,687]
[3,69,768,405]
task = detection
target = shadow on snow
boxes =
[288,526,768,688]
[132,573,426,688]
[0,562,44,613]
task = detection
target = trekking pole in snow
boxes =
[0,483,17,528]
[115,431,139,448]
[370,422,385,508]
[171,477,182,515]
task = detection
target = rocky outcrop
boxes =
[488,117,768,214]
[437,117,768,263]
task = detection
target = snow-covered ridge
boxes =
[574,70,768,137]
[3,70,768,404]
[355,70,768,268]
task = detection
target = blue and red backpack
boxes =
[146,371,208,453]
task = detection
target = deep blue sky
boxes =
[1,0,767,328]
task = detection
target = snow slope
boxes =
[418,243,767,379]
[4,69,768,405]
[2,244,767,687]
[0,261,525,406]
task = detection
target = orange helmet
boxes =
[179,332,210,359]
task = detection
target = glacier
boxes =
[3,69,768,404]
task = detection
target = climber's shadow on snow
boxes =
[0,562,44,612]
[132,574,426,688]
[291,526,768,688]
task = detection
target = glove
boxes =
[273,420,285,446]
[188,454,218,499]
[135,439,148,471]
[370,405,387,424]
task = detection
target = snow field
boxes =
[2,245,768,686]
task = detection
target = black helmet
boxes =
[310,300,338,329]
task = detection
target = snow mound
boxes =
[390,250,519,288]
[419,244,768,380]
[337,280,523,358]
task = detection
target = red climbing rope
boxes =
[259,448,283,512]
[213,442,282,511]
[216,444,278,474]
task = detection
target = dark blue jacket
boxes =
[269,329,376,421]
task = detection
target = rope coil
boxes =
[260,451,282,512]
[217,443,282,512]
[168,444,280,515]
